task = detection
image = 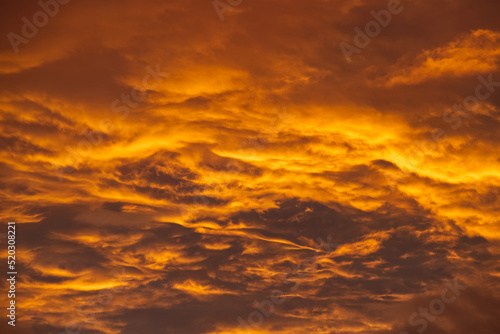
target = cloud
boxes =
[383,29,500,86]
[0,0,500,333]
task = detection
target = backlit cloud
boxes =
[0,0,499,333]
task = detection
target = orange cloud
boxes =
[383,29,500,86]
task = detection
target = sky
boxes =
[0,0,499,333]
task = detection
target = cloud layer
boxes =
[0,0,499,333]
